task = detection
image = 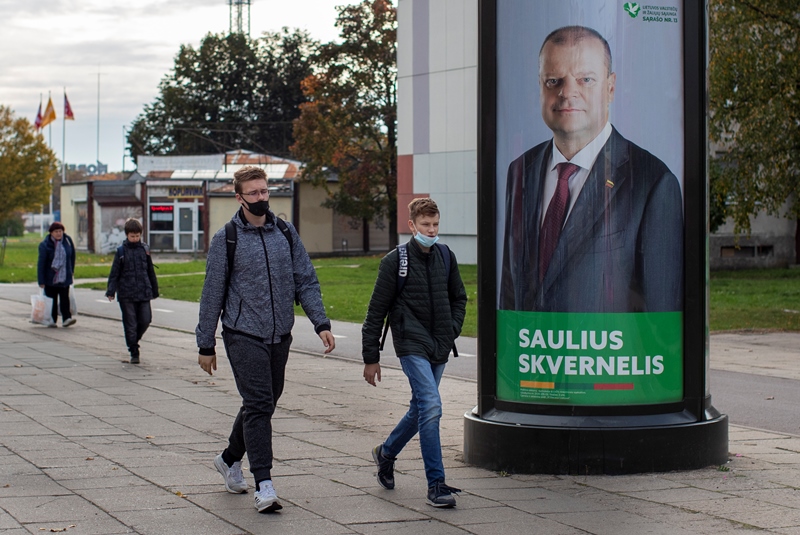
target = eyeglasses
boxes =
[240,189,270,199]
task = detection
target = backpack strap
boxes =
[434,243,452,280]
[224,221,237,283]
[275,217,294,258]
[379,244,408,351]
[117,244,125,263]
[222,221,237,311]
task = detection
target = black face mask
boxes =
[242,199,270,217]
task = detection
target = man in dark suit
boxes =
[500,25,683,312]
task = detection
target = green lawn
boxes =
[709,268,800,332]
[2,234,797,335]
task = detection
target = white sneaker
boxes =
[214,454,248,494]
[63,318,77,327]
[254,480,282,513]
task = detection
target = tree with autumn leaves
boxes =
[0,105,58,224]
[291,0,397,249]
[708,0,800,262]
[129,29,318,158]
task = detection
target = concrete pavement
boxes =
[0,295,799,534]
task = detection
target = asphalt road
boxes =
[2,282,798,436]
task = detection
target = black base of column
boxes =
[463,408,729,475]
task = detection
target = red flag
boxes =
[34,102,43,130]
[40,97,56,128]
[64,93,75,120]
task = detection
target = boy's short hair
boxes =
[408,198,439,222]
[124,218,143,235]
[233,166,268,194]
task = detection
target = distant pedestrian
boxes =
[362,198,468,508]
[106,218,159,364]
[37,221,77,328]
[196,166,335,513]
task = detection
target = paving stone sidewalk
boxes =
[0,297,799,535]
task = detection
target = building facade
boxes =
[397,0,479,263]
[60,150,390,255]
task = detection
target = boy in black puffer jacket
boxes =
[106,218,159,364]
[362,198,467,508]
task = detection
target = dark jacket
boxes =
[106,240,159,302]
[196,208,331,353]
[37,234,76,287]
[500,127,684,312]
[362,238,467,365]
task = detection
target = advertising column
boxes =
[464,0,727,474]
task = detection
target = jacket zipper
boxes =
[259,228,278,340]
[426,252,436,352]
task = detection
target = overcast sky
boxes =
[0,0,343,173]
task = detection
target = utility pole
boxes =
[94,69,106,166]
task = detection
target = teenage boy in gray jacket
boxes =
[362,198,467,508]
[196,166,335,513]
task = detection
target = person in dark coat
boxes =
[106,218,159,364]
[362,198,468,508]
[37,221,76,327]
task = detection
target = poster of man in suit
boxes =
[494,1,685,406]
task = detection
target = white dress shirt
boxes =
[540,122,613,229]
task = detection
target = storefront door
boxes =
[176,201,203,252]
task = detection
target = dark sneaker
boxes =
[254,480,282,513]
[427,481,461,508]
[372,444,395,489]
[130,356,140,364]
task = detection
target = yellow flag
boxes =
[40,97,56,128]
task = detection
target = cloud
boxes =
[0,0,341,169]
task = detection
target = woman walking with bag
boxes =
[37,222,77,327]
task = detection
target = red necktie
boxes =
[539,162,579,281]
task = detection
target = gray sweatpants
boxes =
[221,329,292,483]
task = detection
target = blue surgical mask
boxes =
[413,225,439,248]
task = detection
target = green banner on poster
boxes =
[497,311,683,405]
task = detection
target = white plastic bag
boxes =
[69,285,77,316]
[31,291,54,326]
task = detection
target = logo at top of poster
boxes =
[623,2,640,18]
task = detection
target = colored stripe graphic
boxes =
[520,381,554,389]
[593,383,634,390]
[519,381,635,391]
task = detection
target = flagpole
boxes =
[48,90,53,221]
[38,93,44,237]
[96,71,101,165]
[62,87,67,185]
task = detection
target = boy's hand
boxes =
[198,354,217,376]
[318,330,335,353]
[364,363,381,386]
[107,295,114,302]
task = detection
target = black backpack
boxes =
[116,241,151,265]
[379,242,457,356]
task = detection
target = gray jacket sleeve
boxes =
[289,224,331,334]
[195,229,228,353]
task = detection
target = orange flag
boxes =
[34,102,43,130]
[64,93,75,120]
[40,97,56,128]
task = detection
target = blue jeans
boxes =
[382,355,446,487]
